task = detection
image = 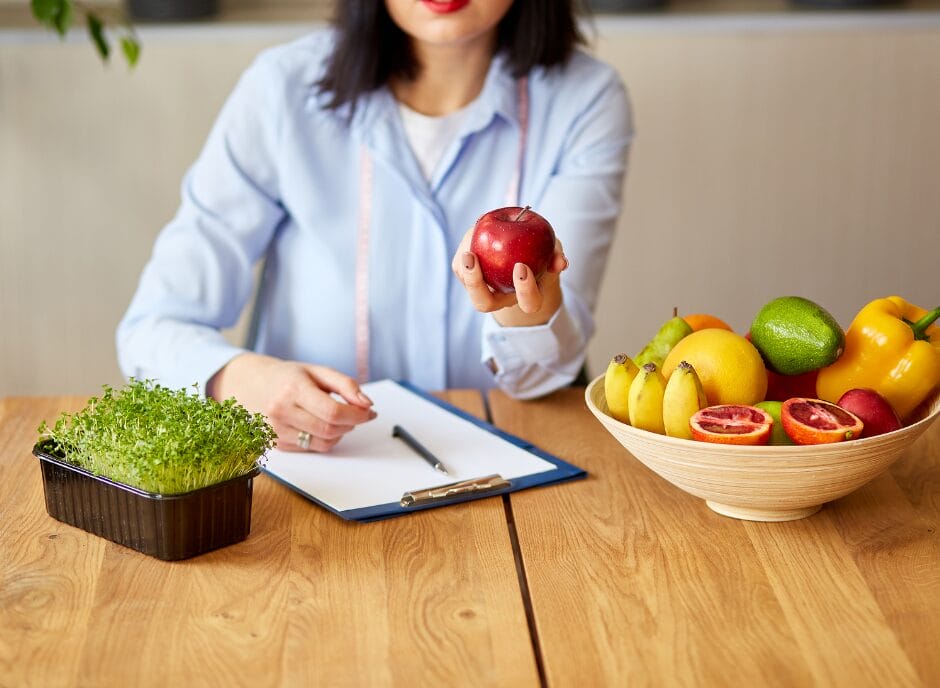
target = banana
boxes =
[604,353,639,423]
[662,360,708,440]
[628,362,666,434]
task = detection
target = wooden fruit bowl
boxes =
[585,376,940,522]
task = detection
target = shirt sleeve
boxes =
[485,63,634,399]
[116,55,286,393]
[481,305,585,399]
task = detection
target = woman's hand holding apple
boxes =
[451,206,568,328]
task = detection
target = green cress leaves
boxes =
[38,379,277,495]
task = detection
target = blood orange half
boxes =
[690,405,773,445]
[781,398,864,445]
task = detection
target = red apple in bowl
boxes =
[837,388,903,438]
[470,206,556,294]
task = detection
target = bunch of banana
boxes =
[605,353,708,439]
[662,361,708,439]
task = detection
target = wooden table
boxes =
[2,390,938,687]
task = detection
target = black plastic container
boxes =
[33,445,261,561]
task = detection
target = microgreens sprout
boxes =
[37,379,277,495]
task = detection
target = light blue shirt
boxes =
[117,31,633,398]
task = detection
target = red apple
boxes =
[836,388,903,438]
[470,206,556,294]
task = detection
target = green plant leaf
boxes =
[53,0,72,36]
[87,13,109,61]
[30,0,60,24]
[31,0,72,37]
[121,36,141,68]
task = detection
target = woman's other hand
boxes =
[207,353,375,452]
[452,227,568,328]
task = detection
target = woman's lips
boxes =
[421,0,470,14]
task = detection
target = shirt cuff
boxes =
[184,342,248,398]
[481,305,585,398]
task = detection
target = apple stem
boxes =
[514,206,531,222]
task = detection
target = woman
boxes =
[117,0,633,452]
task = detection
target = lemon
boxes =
[662,329,768,406]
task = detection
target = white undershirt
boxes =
[398,102,468,182]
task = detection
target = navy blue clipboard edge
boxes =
[263,380,587,523]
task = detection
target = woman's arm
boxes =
[116,47,377,451]
[457,60,634,398]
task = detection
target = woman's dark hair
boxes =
[317,1,585,111]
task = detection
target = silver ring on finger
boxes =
[297,430,311,450]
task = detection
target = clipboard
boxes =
[262,380,586,522]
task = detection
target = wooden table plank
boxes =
[0,397,109,688]
[0,392,540,688]
[742,511,921,686]
[891,416,940,522]
[490,387,940,687]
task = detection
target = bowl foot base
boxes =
[705,501,822,522]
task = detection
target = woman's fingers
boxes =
[548,238,569,274]
[306,365,374,408]
[508,239,568,314]
[511,263,542,314]
[288,426,341,453]
[457,251,518,312]
[279,401,361,441]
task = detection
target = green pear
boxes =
[635,316,693,369]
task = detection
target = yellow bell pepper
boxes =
[816,296,940,419]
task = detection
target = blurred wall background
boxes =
[1,4,939,395]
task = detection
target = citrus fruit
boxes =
[749,296,844,376]
[690,405,773,445]
[754,400,794,445]
[662,329,768,406]
[780,398,864,445]
[683,313,733,332]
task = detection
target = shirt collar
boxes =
[350,49,521,146]
[463,50,520,134]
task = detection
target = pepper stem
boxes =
[909,306,940,341]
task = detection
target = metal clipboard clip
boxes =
[400,474,511,507]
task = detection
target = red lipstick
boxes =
[421,0,470,14]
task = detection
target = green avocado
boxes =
[749,296,844,376]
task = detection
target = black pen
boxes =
[392,425,450,475]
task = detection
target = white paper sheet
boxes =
[263,380,556,513]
